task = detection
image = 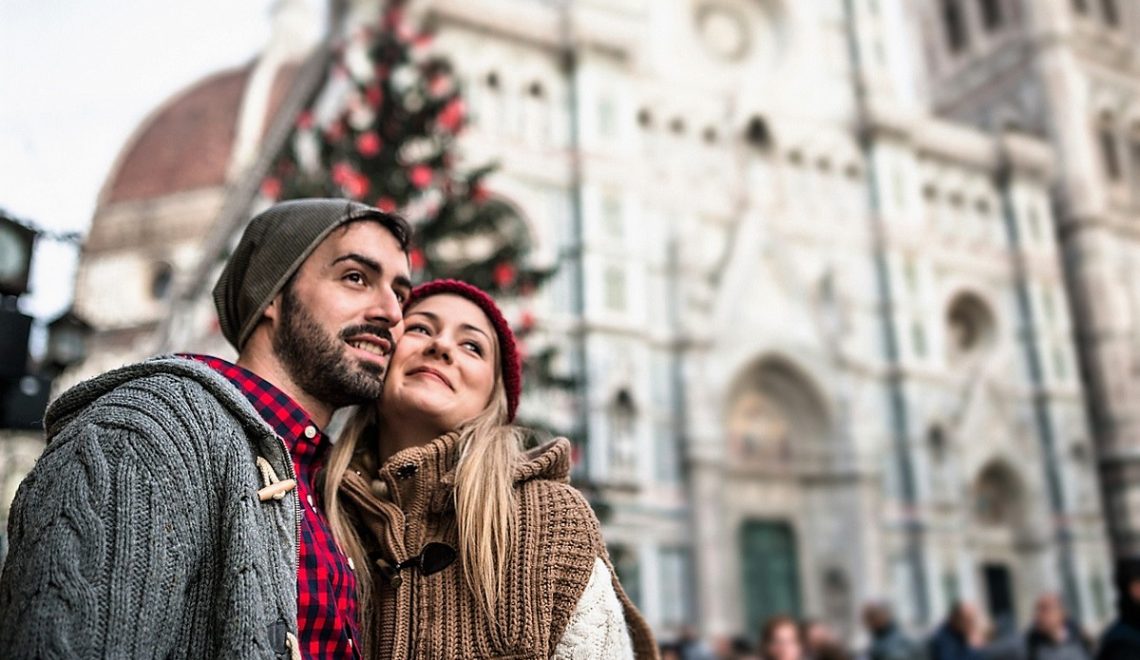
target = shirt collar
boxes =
[178,353,326,458]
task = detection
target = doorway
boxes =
[982,562,1016,633]
[740,520,801,631]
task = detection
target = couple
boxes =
[0,199,656,659]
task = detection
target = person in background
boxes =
[1024,593,1090,660]
[1097,557,1140,660]
[863,601,925,660]
[929,602,985,660]
[761,615,806,660]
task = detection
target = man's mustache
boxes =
[339,324,395,346]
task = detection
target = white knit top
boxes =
[553,557,635,659]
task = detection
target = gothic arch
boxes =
[724,355,832,462]
[972,459,1027,529]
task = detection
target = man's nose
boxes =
[365,288,402,327]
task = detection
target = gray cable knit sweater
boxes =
[0,357,300,659]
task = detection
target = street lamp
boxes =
[0,215,36,298]
[0,212,89,430]
[44,310,91,375]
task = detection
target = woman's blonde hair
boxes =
[322,337,526,641]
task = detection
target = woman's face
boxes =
[382,294,499,432]
[765,622,803,660]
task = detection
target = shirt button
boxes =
[348,637,354,648]
[304,425,317,439]
[348,557,356,571]
[307,494,315,508]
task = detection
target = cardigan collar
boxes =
[349,429,572,516]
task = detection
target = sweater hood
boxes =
[44,355,272,442]
[428,433,572,488]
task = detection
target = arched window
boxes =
[608,389,638,480]
[1129,122,1140,196]
[726,358,830,465]
[942,0,970,54]
[636,107,653,129]
[979,0,1004,31]
[150,262,174,300]
[746,115,772,150]
[1100,0,1120,27]
[521,79,550,145]
[1097,113,1122,182]
[974,462,1024,526]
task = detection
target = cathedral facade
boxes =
[65,0,1139,641]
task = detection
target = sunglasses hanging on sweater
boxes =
[372,542,457,587]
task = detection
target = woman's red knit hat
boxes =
[404,279,521,422]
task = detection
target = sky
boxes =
[1,0,284,322]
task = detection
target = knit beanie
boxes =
[404,279,522,422]
[213,199,405,350]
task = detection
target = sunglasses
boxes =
[373,542,457,586]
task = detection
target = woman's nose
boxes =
[425,338,453,363]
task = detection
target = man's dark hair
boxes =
[361,210,413,254]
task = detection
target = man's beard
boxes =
[272,286,392,408]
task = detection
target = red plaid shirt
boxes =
[183,354,360,659]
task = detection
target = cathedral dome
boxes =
[102,66,250,204]
[98,60,300,206]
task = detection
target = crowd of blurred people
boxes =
[659,558,1140,660]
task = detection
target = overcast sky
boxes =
[1,0,283,320]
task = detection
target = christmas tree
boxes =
[261,1,571,429]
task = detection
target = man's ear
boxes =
[264,292,283,323]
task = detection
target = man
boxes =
[863,601,924,660]
[803,618,848,660]
[1024,593,1089,660]
[1097,557,1140,660]
[0,199,412,658]
[929,601,985,660]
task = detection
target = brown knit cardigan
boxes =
[337,431,658,659]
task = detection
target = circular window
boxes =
[151,262,174,301]
[696,4,751,61]
[946,293,996,362]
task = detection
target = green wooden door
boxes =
[740,520,801,630]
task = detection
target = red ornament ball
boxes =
[409,165,433,189]
[260,177,282,200]
[356,131,381,157]
[493,262,517,288]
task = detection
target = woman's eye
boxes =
[407,324,430,335]
[463,341,484,356]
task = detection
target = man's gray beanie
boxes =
[213,198,396,350]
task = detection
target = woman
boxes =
[323,279,657,659]
[760,615,804,660]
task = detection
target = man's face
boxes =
[1033,595,1064,632]
[952,603,978,634]
[268,220,411,408]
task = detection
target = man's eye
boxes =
[345,272,365,284]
